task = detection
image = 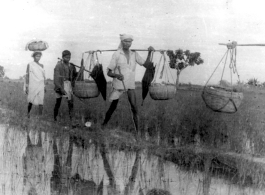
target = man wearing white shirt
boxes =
[102,34,154,131]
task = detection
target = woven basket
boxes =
[202,86,243,113]
[73,81,99,99]
[149,83,176,100]
[26,41,48,51]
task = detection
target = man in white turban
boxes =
[117,34,134,49]
[102,34,154,132]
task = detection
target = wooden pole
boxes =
[57,58,91,73]
[83,49,165,53]
[219,43,265,46]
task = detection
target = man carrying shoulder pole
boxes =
[102,34,154,132]
[53,50,84,122]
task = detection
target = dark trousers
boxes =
[27,103,43,117]
[103,89,139,131]
[54,97,74,121]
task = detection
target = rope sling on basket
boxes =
[149,51,176,100]
[202,41,243,113]
[73,52,100,99]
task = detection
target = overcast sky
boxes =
[1,0,265,85]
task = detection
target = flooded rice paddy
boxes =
[0,124,264,195]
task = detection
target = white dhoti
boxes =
[109,87,126,102]
[27,62,45,105]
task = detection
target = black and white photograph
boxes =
[0,0,265,194]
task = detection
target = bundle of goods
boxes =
[25,40,49,51]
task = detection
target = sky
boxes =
[1,0,265,85]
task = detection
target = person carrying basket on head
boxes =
[25,51,46,118]
[53,50,84,122]
[102,34,155,131]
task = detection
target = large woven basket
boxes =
[73,81,99,99]
[26,41,48,51]
[202,86,243,113]
[149,83,176,100]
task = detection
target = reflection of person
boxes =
[102,34,154,131]
[53,50,80,121]
[25,51,46,118]
[22,132,45,195]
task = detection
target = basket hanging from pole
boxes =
[202,86,243,113]
[73,52,100,99]
[202,42,243,113]
[149,52,176,100]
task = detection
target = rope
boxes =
[159,52,166,79]
[75,54,85,82]
[164,54,170,84]
[203,50,229,89]
[152,54,163,84]
[234,48,240,81]
[88,54,94,78]
[163,54,176,85]
[220,50,229,82]
[203,46,241,113]
[153,52,174,85]
[230,50,233,88]
[230,48,240,82]
[95,51,102,65]
[168,64,176,85]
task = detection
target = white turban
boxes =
[120,34,134,41]
[118,34,134,49]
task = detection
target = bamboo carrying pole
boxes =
[83,49,165,53]
[219,43,265,46]
[57,58,91,73]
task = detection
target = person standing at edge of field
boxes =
[53,50,83,122]
[25,51,46,118]
[102,34,155,131]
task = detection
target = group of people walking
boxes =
[25,34,154,131]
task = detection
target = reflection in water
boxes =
[51,135,104,195]
[23,132,44,195]
[146,189,172,195]
[0,124,264,195]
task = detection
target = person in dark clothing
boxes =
[53,50,82,121]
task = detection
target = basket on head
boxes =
[73,80,100,99]
[26,40,49,51]
[149,83,176,100]
[202,86,243,113]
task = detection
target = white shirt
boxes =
[108,49,145,89]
